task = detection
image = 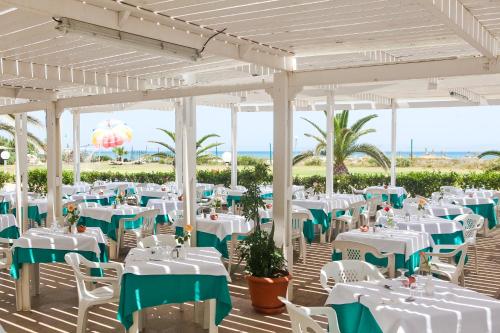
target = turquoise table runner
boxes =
[139,195,160,207]
[175,227,232,258]
[117,274,232,330]
[302,210,344,243]
[80,196,116,206]
[0,202,9,214]
[79,215,143,241]
[156,215,170,224]
[10,243,107,279]
[13,206,47,225]
[464,203,497,229]
[0,225,19,240]
[227,193,273,207]
[332,248,429,275]
[364,193,407,209]
[332,303,382,333]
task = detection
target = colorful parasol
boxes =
[91,119,133,149]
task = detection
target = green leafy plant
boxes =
[293,110,390,174]
[240,163,269,227]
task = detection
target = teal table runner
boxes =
[332,303,382,333]
[332,248,429,275]
[79,215,143,241]
[139,195,159,207]
[10,243,107,279]
[0,225,19,240]
[117,274,232,330]
[227,192,273,207]
[364,193,407,209]
[464,203,497,229]
[13,206,47,225]
[175,227,232,258]
[82,196,116,206]
[0,202,9,214]
[302,210,344,243]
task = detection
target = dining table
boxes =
[0,214,19,242]
[171,214,254,258]
[146,198,183,224]
[450,196,498,231]
[136,188,175,206]
[364,185,407,208]
[78,205,156,258]
[117,246,231,333]
[71,191,117,206]
[10,227,108,311]
[325,276,500,333]
[62,182,91,197]
[334,228,433,274]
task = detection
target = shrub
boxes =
[91,155,112,162]
[304,158,323,166]
[396,158,411,167]
[237,156,264,166]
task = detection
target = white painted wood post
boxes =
[72,110,81,183]
[14,113,28,232]
[55,105,63,221]
[230,104,238,188]
[271,72,299,300]
[390,100,397,186]
[326,91,335,197]
[182,97,197,246]
[46,103,63,224]
[175,101,184,192]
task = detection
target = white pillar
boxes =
[272,72,299,299]
[182,97,197,245]
[14,113,28,233]
[72,110,81,183]
[46,103,63,224]
[230,105,238,188]
[390,100,397,186]
[174,101,184,191]
[325,92,335,196]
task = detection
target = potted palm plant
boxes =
[238,163,291,314]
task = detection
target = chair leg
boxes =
[228,233,238,275]
[474,245,478,275]
[76,304,89,333]
[300,235,307,263]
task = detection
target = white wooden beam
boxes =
[0,86,56,100]
[3,0,295,71]
[1,57,147,91]
[72,110,81,183]
[0,100,51,114]
[290,57,500,87]
[182,97,197,245]
[414,0,498,59]
[325,91,334,197]
[390,100,397,187]
[352,92,392,108]
[230,104,238,188]
[174,101,183,192]
[45,104,57,225]
[14,113,28,233]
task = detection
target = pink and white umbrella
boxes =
[91,119,133,149]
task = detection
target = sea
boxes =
[83,149,487,161]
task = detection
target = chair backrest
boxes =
[454,214,484,243]
[136,209,159,236]
[332,240,391,267]
[366,196,382,217]
[320,260,384,291]
[291,212,309,238]
[168,210,184,224]
[78,202,100,210]
[451,243,469,281]
[349,185,364,195]
[64,253,93,300]
[347,201,365,224]
[293,190,306,200]
[138,234,178,248]
[279,297,339,333]
[116,184,128,195]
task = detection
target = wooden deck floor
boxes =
[1,227,499,333]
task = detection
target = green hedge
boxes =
[0,169,498,198]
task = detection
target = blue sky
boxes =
[28,105,500,153]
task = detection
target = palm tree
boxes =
[112,146,128,161]
[0,114,45,152]
[478,151,500,159]
[293,110,390,174]
[148,128,223,164]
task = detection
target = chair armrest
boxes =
[431,244,464,256]
[81,275,119,284]
[99,262,124,276]
[304,307,340,333]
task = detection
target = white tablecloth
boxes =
[378,216,463,235]
[259,205,313,220]
[62,183,91,196]
[172,214,254,241]
[0,214,17,232]
[137,189,172,199]
[325,277,500,333]
[80,205,154,223]
[71,192,115,201]
[336,229,432,260]
[227,186,273,197]
[451,197,495,206]
[124,247,228,277]
[425,203,473,217]
[293,194,365,213]
[94,181,136,191]
[12,227,106,255]
[146,199,183,215]
[0,191,18,203]
[364,186,407,197]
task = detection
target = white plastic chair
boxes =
[331,201,365,239]
[138,234,178,248]
[0,246,10,271]
[320,260,385,292]
[116,209,159,257]
[349,185,364,195]
[453,214,484,274]
[64,253,123,333]
[279,297,340,333]
[291,212,309,263]
[331,240,395,278]
[421,242,469,286]
[361,196,382,226]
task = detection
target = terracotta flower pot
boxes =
[246,274,292,314]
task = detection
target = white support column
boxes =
[46,103,63,224]
[14,113,28,233]
[230,105,238,188]
[325,91,335,197]
[182,97,197,246]
[271,72,299,299]
[174,101,184,192]
[72,110,81,183]
[390,100,397,186]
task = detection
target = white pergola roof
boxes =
[2,0,500,111]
